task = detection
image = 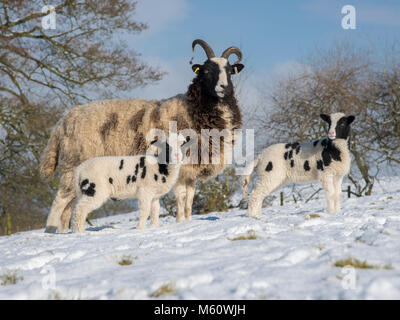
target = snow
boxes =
[0,176,400,300]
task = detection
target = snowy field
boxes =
[0,176,400,300]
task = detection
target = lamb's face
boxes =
[166,133,186,164]
[191,58,244,99]
[153,133,190,165]
[320,113,355,140]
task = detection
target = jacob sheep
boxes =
[40,39,244,233]
[71,133,192,232]
[243,113,355,216]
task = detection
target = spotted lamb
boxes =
[71,133,192,232]
[243,113,355,216]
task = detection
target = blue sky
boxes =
[128,0,400,101]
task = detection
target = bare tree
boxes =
[0,0,164,234]
[253,41,400,197]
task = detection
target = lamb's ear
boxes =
[347,115,355,124]
[181,137,196,148]
[320,114,330,123]
[150,138,164,148]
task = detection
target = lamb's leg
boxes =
[333,175,344,213]
[248,179,285,217]
[71,197,103,233]
[45,189,74,233]
[321,175,335,214]
[137,196,152,230]
[173,183,186,222]
[184,180,196,221]
[150,198,160,227]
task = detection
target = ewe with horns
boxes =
[40,39,244,233]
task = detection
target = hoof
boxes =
[44,226,57,233]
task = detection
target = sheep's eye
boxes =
[204,69,209,74]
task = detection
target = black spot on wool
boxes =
[109,177,113,184]
[141,166,146,179]
[119,159,124,170]
[81,182,96,197]
[80,179,89,188]
[321,140,341,166]
[140,157,145,168]
[317,160,324,171]
[284,152,288,160]
[154,174,158,181]
[303,160,310,171]
[321,139,328,147]
[158,163,169,176]
[126,175,131,184]
[265,161,273,172]
[135,164,139,176]
[285,143,291,149]
[296,145,301,154]
[288,150,293,159]
[132,175,137,182]
[162,176,166,183]
[290,160,295,167]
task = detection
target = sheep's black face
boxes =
[192,58,244,99]
[320,113,355,140]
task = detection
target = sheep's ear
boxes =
[231,64,244,75]
[347,115,355,124]
[320,114,330,123]
[192,64,202,74]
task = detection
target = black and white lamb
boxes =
[71,133,192,232]
[243,113,355,216]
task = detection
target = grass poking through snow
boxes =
[118,255,136,266]
[0,270,23,286]
[333,257,393,270]
[149,282,177,298]
[229,230,257,241]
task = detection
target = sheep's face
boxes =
[320,113,355,140]
[192,58,244,99]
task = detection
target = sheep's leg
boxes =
[321,175,335,214]
[184,181,196,221]
[45,171,74,233]
[45,189,74,233]
[58,198,74,233]
[333,175,343,213]
[137,196,152,230]
[150,198,160,227]
[248,179,285,217]
[71,197,103,233]
[173,183,186,222]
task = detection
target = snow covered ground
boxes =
[0,176,400,300]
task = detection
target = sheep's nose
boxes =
[220,84,226,89]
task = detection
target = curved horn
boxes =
[221,46,242,64]
[192,39,215,60]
